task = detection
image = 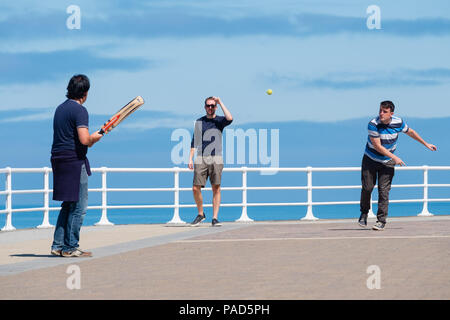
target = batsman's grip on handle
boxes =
[98,96,145,135]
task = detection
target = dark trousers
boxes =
[360,155,395,223]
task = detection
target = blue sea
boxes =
[3,202,449,230]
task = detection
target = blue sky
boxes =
[1,0,450,126]
[1,1,450,226]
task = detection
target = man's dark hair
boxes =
[204,96,216,106]
[66,74,90,100]
[380,100,395,112]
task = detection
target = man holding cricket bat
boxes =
[50,74,103,257]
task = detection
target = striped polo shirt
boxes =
[365,116,409,163]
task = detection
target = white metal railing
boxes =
[1,166,450,231]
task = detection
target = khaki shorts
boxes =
[193,156,224,187]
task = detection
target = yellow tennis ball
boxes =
[266,89,272,95]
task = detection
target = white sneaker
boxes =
[61,249,92,257]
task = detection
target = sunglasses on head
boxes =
[205,104,216,108]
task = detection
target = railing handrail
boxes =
[1,165,449,231]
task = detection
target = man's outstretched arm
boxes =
[405,128,437,151]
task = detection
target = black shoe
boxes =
[358,213,368,228]
[190,213,206,226]
[211,218,222,227]
[372,221,386,231]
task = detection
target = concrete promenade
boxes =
[0,216,449,300]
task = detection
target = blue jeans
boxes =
[51,164,88,252]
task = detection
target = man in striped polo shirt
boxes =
[359,101,437,230]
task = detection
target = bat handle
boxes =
[98,129,105,135]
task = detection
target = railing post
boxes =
[95,167,114,226]
[1,167,15,231]
[37,167,53,229]
[167,167,186,224]
[418,165,433,217]
[236,167,253,222]
[302,166,318,220]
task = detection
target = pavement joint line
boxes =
[178,234,450,243]
[0,224,249,276]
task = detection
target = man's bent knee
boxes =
[361,186,374,193]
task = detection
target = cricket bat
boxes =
[98,96,145,135]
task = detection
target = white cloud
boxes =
[2,0,449,25]
[120,117,195,130]
[0,37,118,54]
[0,112,53,123]
[1,21,450,123]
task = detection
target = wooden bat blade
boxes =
[99,96,145,135]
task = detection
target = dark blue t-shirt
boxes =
[51,99,89,157]
[191,115,233,156]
